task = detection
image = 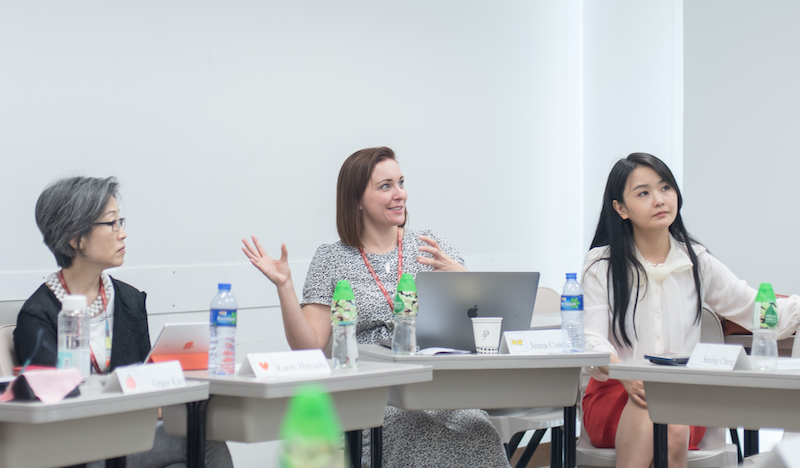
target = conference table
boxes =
[0,375,209,468]
[359,344,609,468]
[162,360,432,468]
[610,360,800,468]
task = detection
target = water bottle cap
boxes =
[279,384,342,441]
[61,295,86,311]
[755,283,775,302]
[566,273,577,279]
[218,283,231,291]
[332,280,355,301]
[396,273,417,293]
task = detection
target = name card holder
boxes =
[239,349,331,379]
[686,343,753,371]
[103,361,186,394]
[501,329,564,355]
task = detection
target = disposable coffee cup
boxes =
[471,317,503,354]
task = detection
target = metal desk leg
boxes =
[186,399,210,468]
[745,429,759,457]
[653,423,668,468]
[551,426,563,468]
[563,406,576,468]
[371,427,383,468]
[345,430,362,468]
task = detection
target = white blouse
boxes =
[582,235,800,366]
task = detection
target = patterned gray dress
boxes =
[302,228,511,468]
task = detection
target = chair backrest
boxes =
[532,287,560,317]
[0,300,24,327]
[699,307,724,344]
[793,333,800,358]
[0,324,18,376]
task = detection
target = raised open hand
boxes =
[241,236,291,287]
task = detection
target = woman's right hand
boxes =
[620,379,647,408]
[242,236,291,287]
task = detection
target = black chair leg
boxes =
[729,428,743,464]
[514,429,546,468]
[506,432,525,460]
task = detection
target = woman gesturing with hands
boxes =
[243,147,509,468]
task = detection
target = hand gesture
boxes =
[416,235,466,272]
[620,379,647,408]
[242,236,292,287]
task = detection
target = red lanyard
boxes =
[58,271,111,374]
[359,229,403,311]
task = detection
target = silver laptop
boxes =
[145,323,209,369]
[415,272,540,352]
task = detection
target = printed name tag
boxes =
[103,361,186,394]
[501,330,564,355]
[239,350,331,379]
[686,343,752,371]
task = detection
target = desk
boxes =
[163,361,432,468]
[360,345,609,468]
[0,376,209,468]
[610,360,800,468]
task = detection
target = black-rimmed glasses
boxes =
[94,218,126,232]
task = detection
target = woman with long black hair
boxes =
[581,153,800,467]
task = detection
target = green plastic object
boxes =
[279,384,344,468]
[393,273,418,316]
[755,282,779,329]
[331,280,356,326]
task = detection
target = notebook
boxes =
[145,323,208,370]
[415,271,540,353]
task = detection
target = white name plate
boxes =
[103,361,186,394]
[501,330,564,355]
[239,350,331,379]
[687,343,753,371]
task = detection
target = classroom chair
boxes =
[486,287,566,467]
[0,324,18,376]
[575,307,738,467]
[0,300,24,329]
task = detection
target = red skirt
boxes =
[582,378,706,449]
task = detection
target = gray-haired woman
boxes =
[14,176,232,468]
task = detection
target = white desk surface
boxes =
[360,344,609,411]
[610,360,800,431]
[0,375,209,423]
[359,344,608,369]
[0,376,209,468]
[164,360,432,443]
[182,360,432,398]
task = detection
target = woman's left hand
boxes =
[417,235,467,272]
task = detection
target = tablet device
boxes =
[145,323,209,370]
[645,353,690,366]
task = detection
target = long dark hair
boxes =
[589,153,702,347]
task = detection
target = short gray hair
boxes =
[35,176,120,268]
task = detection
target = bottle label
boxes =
[212,309,237,327]
[393,291,418,316]
[758,302,779,329]
[561,295,583,311]
[331,299,356,326]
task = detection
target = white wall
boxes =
[582,0,684,250]
[684,1,800,294]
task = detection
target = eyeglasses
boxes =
[94,218,126,232]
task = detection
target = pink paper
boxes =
[0,368,82,404]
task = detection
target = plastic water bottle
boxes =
[57,294,90,380]
[331,280,358,369]
[752,282,778,371]
[279,384,344,468]
[560,273,585,353]
[392,273,417,355]
[208,283,238,375]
